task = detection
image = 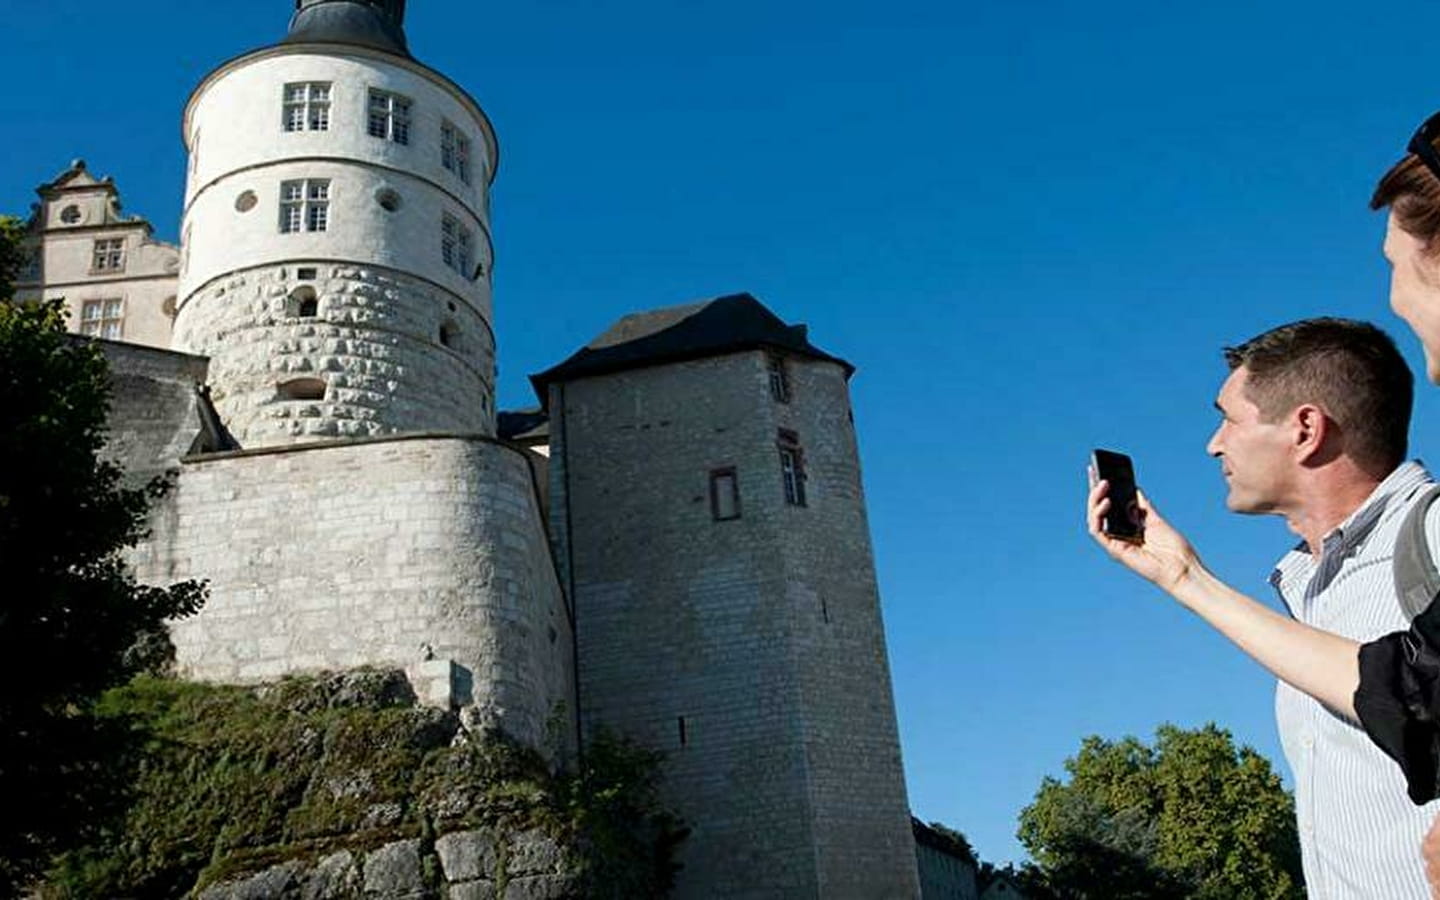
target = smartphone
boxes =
[1091,448,1143,543]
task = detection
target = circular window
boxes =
[59,205,82,224]
[375,188,402,212]
[234,190,258,213]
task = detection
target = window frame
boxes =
[282,81,331,132]
[709,467,741,521]
[441,213,474,277]
[367,88,412,145]
[777,429,807,507]
[441,120,473,184]
[279,179,331,234]
[80,297,124,339]
[767,352,790,403]
[90,237,125,273]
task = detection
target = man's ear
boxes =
[1292,404,1330,461]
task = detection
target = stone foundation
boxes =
[132,434,571,752]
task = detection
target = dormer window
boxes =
[92,238,125,273]
[283,82,330,132]
[59,205,82,225]
[367,89,411,144]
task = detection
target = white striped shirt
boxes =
[1271,461,1440,899]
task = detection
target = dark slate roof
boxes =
[282,0,411,58]
[530,293,852,405]
[497,408,550,444]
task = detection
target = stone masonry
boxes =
[132,434,571,753]
[547,348,921,898]
[171,264,495,448]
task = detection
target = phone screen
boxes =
[1092,449,1142,542]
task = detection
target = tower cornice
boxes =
[180,42,500,185]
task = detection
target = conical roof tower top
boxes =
[283,0,410,57]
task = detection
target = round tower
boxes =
[173,0,498,446]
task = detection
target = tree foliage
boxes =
[0,216,206,897]
[1017,723,1303,900]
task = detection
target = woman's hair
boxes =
[1372,146,1440,247]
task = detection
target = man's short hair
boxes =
[1224,318,1413,472]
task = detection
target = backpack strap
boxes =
[1394,483,1440,624]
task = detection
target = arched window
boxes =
[439,320,460,350]
[288,285,319,318]
[277,377,326,401]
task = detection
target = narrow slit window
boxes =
[768,353,790,403]
[710,468,740,521]
[677,716,688,747]
[777,429,807,507]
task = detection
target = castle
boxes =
[14,3,939,896]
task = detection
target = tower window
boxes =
[441,121,472,184]
[439,320,460,350]
[441,214,473,277]
[367,89,411,144]
[710,468,741,521]
[91,238,125,273]
[767,353,790,403]
[80,298,124,339]
[288,286,319,318]
[277,378,327,401]
[777,429,807,507]
[282,82,330,132]
[280,180,330,233]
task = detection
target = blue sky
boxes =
[7,0,1440,866]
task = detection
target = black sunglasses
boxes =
[1409,111,1440,183]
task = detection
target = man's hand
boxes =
[1087,475,1199,596]
[1423,814,1440,898]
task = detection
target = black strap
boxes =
[1396,484,1440,645]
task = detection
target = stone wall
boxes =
[549,349,919,898]
[132,434,573,753]
[171,264,495,448]
[198,829,578,900]
[95,338,209,486]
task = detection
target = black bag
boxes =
[1355,484,1440,804]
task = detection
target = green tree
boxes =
[1018,723,1303,900]
[0,216,206,897]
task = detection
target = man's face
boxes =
[1205,367,1295,514]
[1384,211,1440,384]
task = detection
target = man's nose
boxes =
[1206,428,1223,458]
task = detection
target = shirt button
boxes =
[1302,820,1315,834]
[1301,733,1315,749]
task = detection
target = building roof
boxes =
[497,408,550,444]
[529,292,853,405]
[282,0,411,58]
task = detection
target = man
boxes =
[1088,317,1440,898]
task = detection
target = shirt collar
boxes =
[1270,460,1433,586]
